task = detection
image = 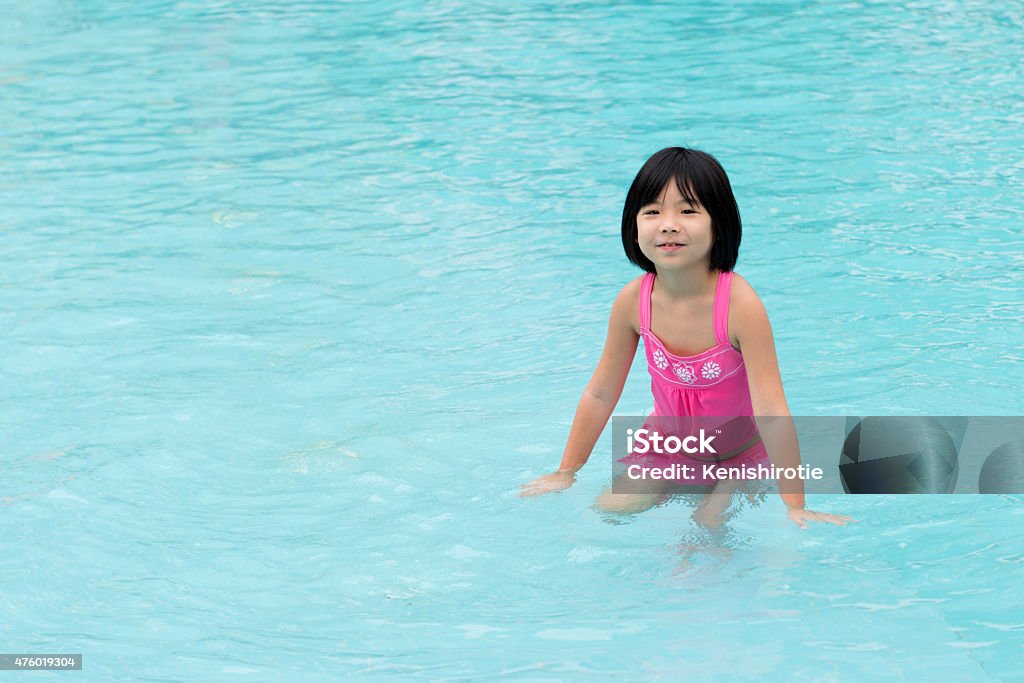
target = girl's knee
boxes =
[592,490,665,514]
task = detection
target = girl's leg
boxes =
[592,471,674,515]
[691,477,743,528]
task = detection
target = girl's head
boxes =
[621,147,742,273]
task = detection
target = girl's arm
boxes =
[730,277,803,508]
[732,276,855,526]
[556,282,639,473]
[520,279,640,496]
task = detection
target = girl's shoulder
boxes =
[622,273,646,296]
[727,272,762,310]
[612,274,645,304]
[613,275,645,336]
[727,272,772,348]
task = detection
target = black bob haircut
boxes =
[621,147,742,273]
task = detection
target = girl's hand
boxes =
[520,470,576,497]
[787,507,858,528]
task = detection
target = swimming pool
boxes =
[3,0,1023,679]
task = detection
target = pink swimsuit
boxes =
[619,270,770,484]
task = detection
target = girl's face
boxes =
[636,180,714,271]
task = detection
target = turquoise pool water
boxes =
[3,1,1023,680]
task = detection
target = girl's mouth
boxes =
[658,243,686,250]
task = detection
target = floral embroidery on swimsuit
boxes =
[672,362,696,384]
[701,361,721,380]
[652,348,668,370]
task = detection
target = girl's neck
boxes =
[653,266,718,301]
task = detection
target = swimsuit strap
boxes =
[639,272,655,331]
[712,270,732,346]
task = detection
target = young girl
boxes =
[520,147,854,529]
